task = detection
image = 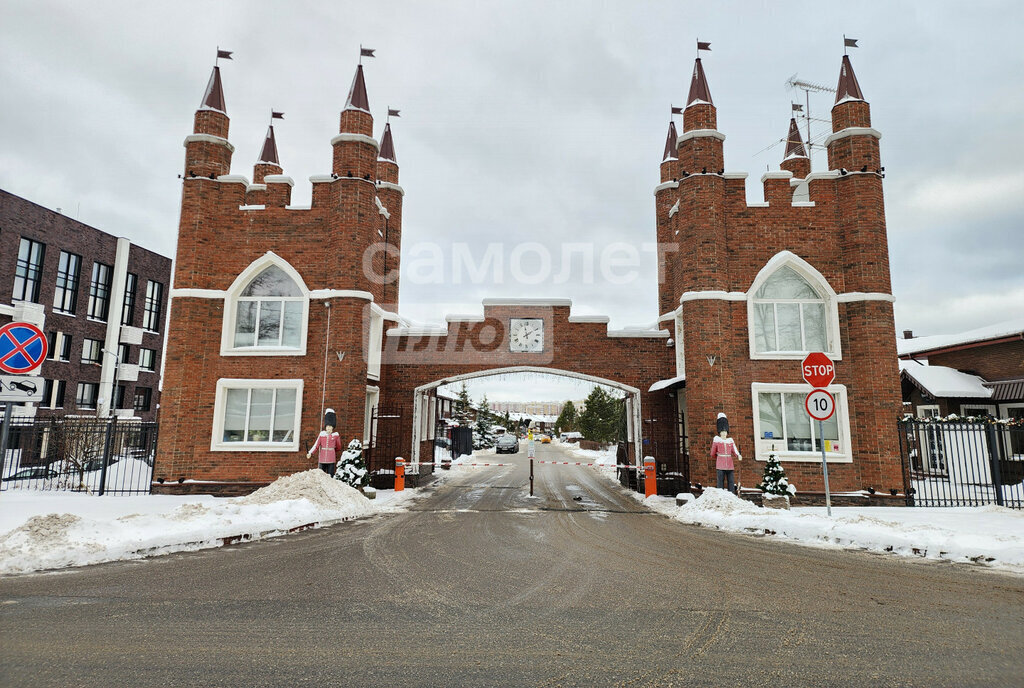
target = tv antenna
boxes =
[786,74,836,158]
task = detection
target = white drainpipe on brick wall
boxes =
[97,237,131,418]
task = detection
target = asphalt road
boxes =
[2,442,1023,687]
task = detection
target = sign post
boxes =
[802,353,836,516]
[0,322,49,486]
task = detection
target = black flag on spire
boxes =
[217,49,233,60]
[697,41,711,51]
[272,111,284,119]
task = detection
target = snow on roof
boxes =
[897,317,1024,356]
[649,374,686,392]
[899,360,992,399]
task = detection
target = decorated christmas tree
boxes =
[335,439,369,488]
[757,453,794,496]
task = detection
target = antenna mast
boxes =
[786,74,836,162]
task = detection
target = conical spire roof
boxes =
[200,65,226,113]
[834,54,865,104]
[379,122,397,162]
[784,118,806,158]
[686,58,713,106]
[662,120,678,161]
[258,125,280,165]
[345,64,370,112]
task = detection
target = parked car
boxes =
[559,432,583,443]
[540,435,552,444]
[3,466,58,482]
[495,434,520,454]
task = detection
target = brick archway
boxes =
[409,365,645,466]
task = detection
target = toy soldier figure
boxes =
[307,408,342,477]
[711,412,742,494]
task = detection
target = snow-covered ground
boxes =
[0,470,419,576]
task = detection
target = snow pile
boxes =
[675,489,1024,573]
[0,470,381,575]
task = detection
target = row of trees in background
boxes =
[555,387,624,444]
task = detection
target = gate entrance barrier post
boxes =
[644,456,656,498]
[395,457,405,492]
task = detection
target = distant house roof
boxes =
[899,360,992,399]
[897,317,1024,357]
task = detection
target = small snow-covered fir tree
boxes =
[335,439,369,488]
[473,395,496,449]
[757,453,795,496]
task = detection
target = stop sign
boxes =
[802,352,835,387]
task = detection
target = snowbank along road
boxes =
[2,441,1023,687]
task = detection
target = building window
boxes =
[76,382,99,410]
[82,338,102,364]
[42,379,66,409]
[122,272,138,326]
[53,250,81,314]
[142,280,163,332]
[139,348,157,371]
[231,266,303,350]
[751,383,852,462]
[57,333,72,362]
[751,266,828,354]
[87,262,112,321]
[13,237,46,303]
[118,343,131,365]
[133,387,152,413]
[114,384,127,409]
[212,378,302,451]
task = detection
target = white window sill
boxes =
[755,452,852,464]
[211,441,299,452]
[750,350,842,361]
[53,311,76,318]
[220,347,306,357]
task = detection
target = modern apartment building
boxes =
[0,189,172,421]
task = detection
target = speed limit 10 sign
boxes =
[805,389,836,421]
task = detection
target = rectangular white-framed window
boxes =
[139,347,157,371]
[960,403,997,418]
[364,386,380,445]
[367,308,384,381]
[751,382,852,463]
[999,403,1024,459]
[82,338,102,364]
[211,378,303,452]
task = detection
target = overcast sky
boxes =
[2,1,1022,402]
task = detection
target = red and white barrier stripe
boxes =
[425,461,519,467]
[536,460,637,468]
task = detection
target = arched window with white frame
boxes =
[747,253,840,360]
[222,254,309,356]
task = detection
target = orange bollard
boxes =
[643,456,656,498]
[394,457,405,492]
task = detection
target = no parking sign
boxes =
[0,322,48,374]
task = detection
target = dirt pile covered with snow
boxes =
[0,470,381,575]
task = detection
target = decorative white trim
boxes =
[669,200,680,217]
[568,315,611,324]
[607,329,669,339]
[823,127,882,147]
[376,181,405,196]
[308,289,374,301]
[747,251,842,361]
[481,297,572,307]
[386,326,448,337]
[445,314,485,323]
[171,288,225,298]
[657,308,680,322]
[836,292,896,303]
[183,133,236,153]
[751,382,852,463]
[264,175,294,187]
[747,202,770,208]
[375,197,390,219]
[216,174,250,185]
[679,290,746,302]
[211,378,303,452]
[761,171,793,183]
[677,129,725,144]
[238,205,265,211]
[220,252,310,358]
[721,172,749,181]
[654,181,679,194]
[330,133,380,150]
[247,184,267,193]
[805,171,841,182]
[309,175,335,184]
[369,303,403,322]
[285,205,311,211]
[792,201,817,207]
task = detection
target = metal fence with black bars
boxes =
[0,417,157,495]
[898,418,1023,508]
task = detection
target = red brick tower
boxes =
[156,60,397,491]
[780,117,810,179]
[655,118,679,317]
[824,54,902,491]
[376,120,403,309]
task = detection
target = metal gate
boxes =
[366,406,404,489]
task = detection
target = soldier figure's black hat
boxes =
[324,408,337,428]
[716,413,729,434]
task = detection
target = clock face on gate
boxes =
[509,318,544,353]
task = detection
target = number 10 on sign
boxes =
[805,388,836,515]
